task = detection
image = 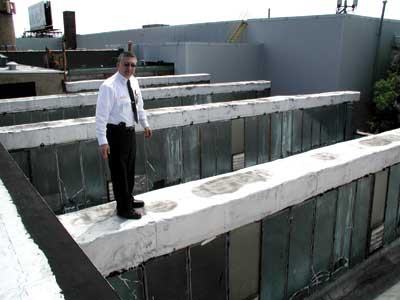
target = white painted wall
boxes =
[139,42,264,82]
[15,15,400,94]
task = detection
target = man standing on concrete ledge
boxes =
[96,52,152,219]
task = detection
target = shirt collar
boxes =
[116,72,131,84]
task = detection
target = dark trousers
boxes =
[106,123,136,213]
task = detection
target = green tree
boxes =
[370,65,400,133]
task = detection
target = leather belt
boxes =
[107,122,135,131]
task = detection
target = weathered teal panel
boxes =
[78,105,96,118]
[145,98,181,109]
[145,129,167,189]
[257,114,269,164]
[287,199,314,299]
[256,89,271,98]
[57,142,85,210]
[200,123,217,178]
[145,249,189,300]
[107,276,132,300]
[31,110,49,123]
[212,92,232,103]
[310,108,321,148]
[133,132,148,193]
[384,164,400,244]
[81,140,107,205]
[47,109,64,121]
[260,209,290,300]
[292,110,303,154]
[0,113,14,126]
[345,103,353,140]
[302,110,312,152]
[142,100,158,110]
[211,91,259,103]
[14,112,31,125]
[216,121,231,174]
[333,182,356,272]
[270,112,282,160]
[243,90,267,101]
[320,106,330,146]
[371,170,389,229]
[63,107,80,119]
[245,117,258,167]
[182,125,200,182]
[229,222,260,300]
[190,234,227,300]
[327,106,339,145]
[183,95,209,105]
[163,98,181,107]
[231,119,244,155]
[282,111,292,158]
[351,175,373,267]
[107,267,145,300]
[30,146,61,212]
[313,190,337,274]
[165,127,183,185]
[135,133,146,175]
[179,96,194,106]
[337,103,346,142]
[10,150,30,179]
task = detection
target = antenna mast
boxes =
[336,0,358,14]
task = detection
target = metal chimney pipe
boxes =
[0,0,16,50]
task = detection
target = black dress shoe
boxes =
[131,198,145,208]
[117,209,142,219]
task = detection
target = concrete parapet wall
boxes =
[0,91,358,150]
[0,80,270,113]
[143,80,270,100]
[64,73,211,93]
[1,92,358,214]
[59,128,400,278]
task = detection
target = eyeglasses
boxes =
[124,63,137,68]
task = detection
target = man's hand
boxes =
[144,127,152,138]
[99,144,110,159]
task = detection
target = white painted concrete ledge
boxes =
[64,73,211,93]
[59,128,400,276]
[0,80,270,113]
[0,179,64,299]
[0,92,359,150]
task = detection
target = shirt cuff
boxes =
[140,119,150,129]
[98,136,108,146]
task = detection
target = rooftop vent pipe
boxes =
[6,61,17,70]
[0,54,7,67]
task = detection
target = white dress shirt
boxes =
[95,72,150,146]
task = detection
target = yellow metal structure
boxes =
[228,20,248,43]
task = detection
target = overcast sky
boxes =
[11,0,400,37]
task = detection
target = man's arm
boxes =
[96,84,113,158]
[135,80,152,138]
[144,127,152,138]
[99,144,110,159]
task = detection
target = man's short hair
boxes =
[117,51,137,64]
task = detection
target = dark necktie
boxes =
[127,79,138,123]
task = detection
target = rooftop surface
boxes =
[0,179,64,299]
[0,64,63,74]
